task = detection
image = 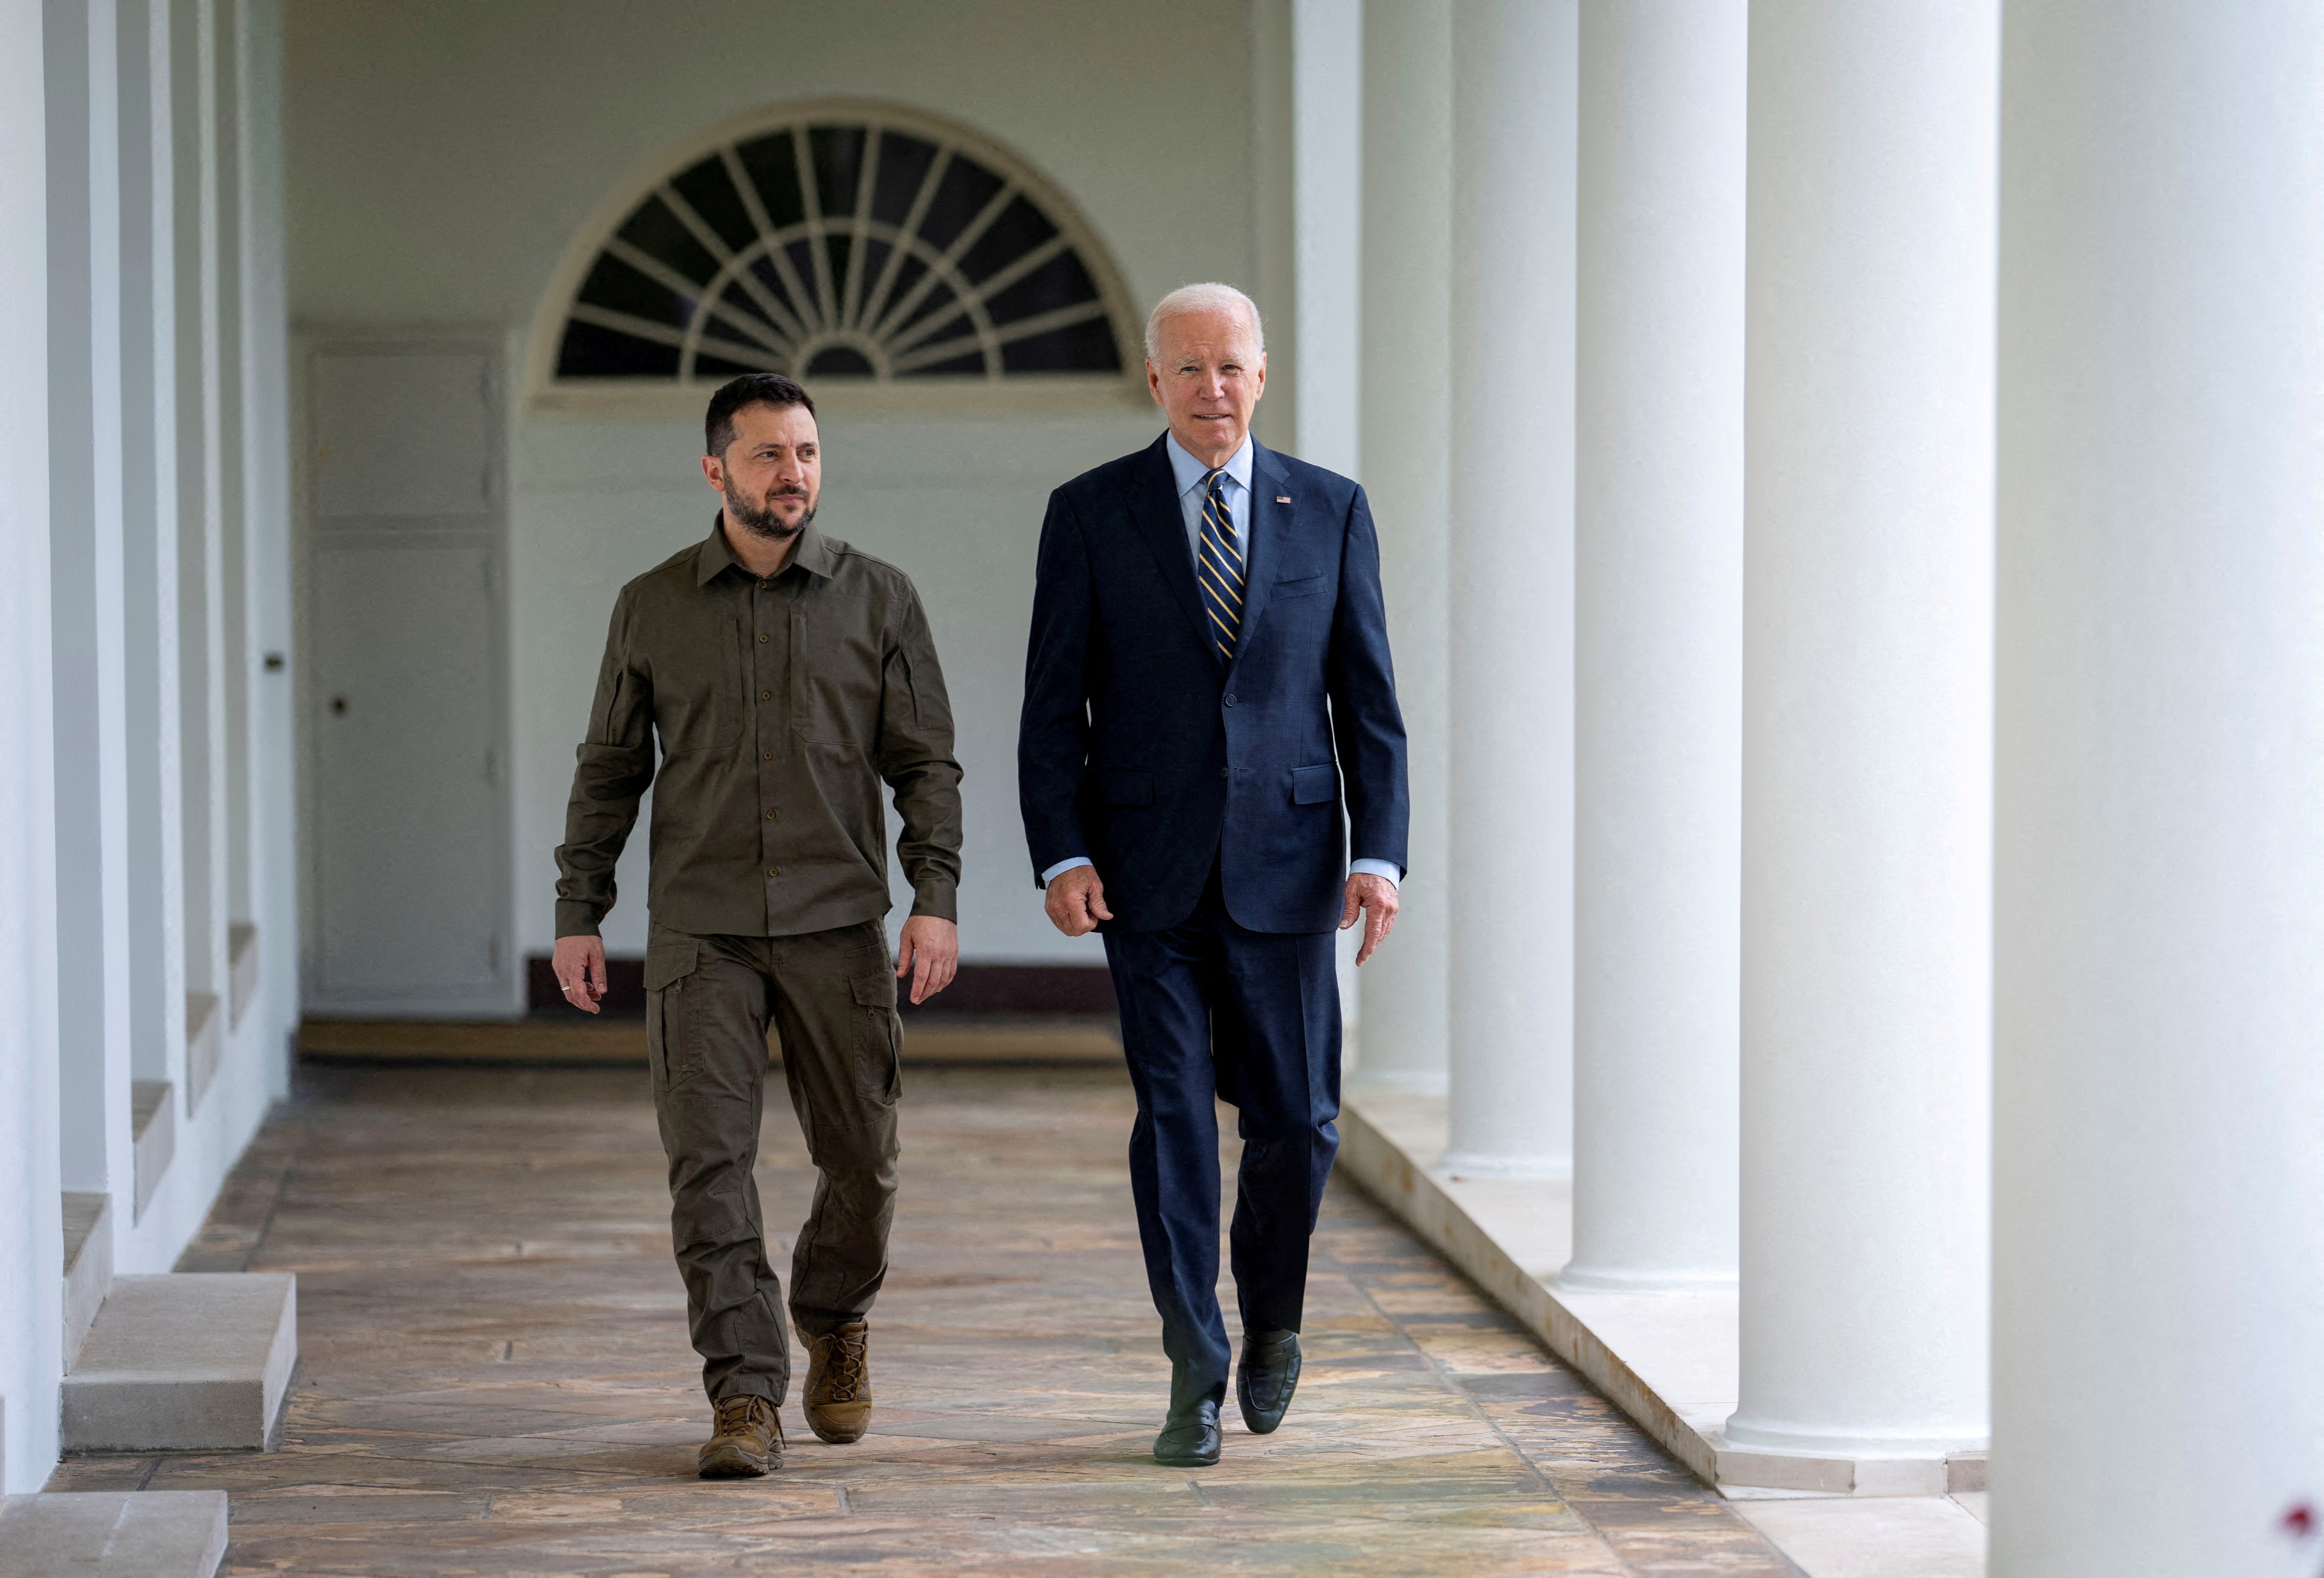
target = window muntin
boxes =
[552,112,1128,384]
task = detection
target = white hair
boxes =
[1143,282,1266,363]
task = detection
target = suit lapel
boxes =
[1232,441,1292,670]
[1125,435,1218,664]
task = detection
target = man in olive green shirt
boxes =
[552,373,962,1479]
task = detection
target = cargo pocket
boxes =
[850,971,903,1106]
[645,936,705,1089]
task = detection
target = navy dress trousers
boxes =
[1018,431,1410,1408]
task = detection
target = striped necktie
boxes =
[1196,467,1244,661]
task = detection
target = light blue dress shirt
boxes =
[1166,428,1253,560]
[1040,431,1401,893]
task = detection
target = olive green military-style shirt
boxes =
[554,518,962,941]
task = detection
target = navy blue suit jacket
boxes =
[1018,432,1410,935]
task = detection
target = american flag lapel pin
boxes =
[1276,495,1291,504]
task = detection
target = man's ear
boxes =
[700,453,725,492]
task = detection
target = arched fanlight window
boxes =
[545,102,1135,387]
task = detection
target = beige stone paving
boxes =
[50,1064,1801,1575]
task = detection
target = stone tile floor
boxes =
[50,1064,1802,1575]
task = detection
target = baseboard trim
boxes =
[524,955,1115,1019]
[298,1015,1121,1067]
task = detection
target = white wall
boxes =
[286,0,1267,965]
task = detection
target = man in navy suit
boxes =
[1018,282,1409,1466]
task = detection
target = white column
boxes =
[0,0,64,1491]
[1992,8,2324,1572]
[1724,2,1994,1472]
[1560,0,1744,1292]
[173,0,230,1108]
[50,0,135,1207]
[119,0,191,1116]
[1247,0,1296,455]
[1443,0,1575,1177]
[217,0,250,942]
[1351,0,1451,1095]
[1291,0,1359,480]
[239,0,294,1097]
[1290,0,1366,1020]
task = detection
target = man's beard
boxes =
[726,482,814,540]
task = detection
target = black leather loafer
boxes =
[1236,1329,1302,1435]
[1153,1396,1222,1467]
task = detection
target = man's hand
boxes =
[1044,864,1114,937]
[896,916,959,1006]
[1340,874,1400,965]
[552,934,608,1015]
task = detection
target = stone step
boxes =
[129,1083,172,1224]
[185,994,221,1115]
[228,922,258,1029]
[0,1492,226,1578]
[61,1192,111,1364]
[62,1274,296,1452]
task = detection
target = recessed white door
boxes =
[304,341,512,1016]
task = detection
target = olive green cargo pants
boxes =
[644,917,901,1406]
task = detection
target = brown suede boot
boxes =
[697,1393,783,1478]
[803,1321,872,1444]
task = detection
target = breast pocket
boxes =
[654,620,744,756]
[792,606,880,745]
[1272,572,1330,599]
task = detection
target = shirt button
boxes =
[762,751,773,761]
[759,690,772,700]
[765,809,776,820]
[767,867,779,877]
[759,634,769,643]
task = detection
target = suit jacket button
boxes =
[1220,766,1230,779]
[1223,692,1237,706]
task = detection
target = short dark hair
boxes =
[705,373,816,458]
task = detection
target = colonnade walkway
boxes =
[44,1064,1800,1575]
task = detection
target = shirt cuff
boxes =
[1040,856,1094,886]
[910,882,959,924]
[554,901,604,939]
[1349,858,1402,888]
